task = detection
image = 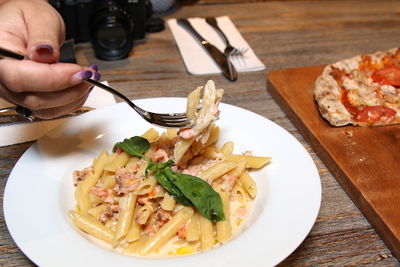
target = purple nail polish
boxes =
[93,72,101,81]
[80,70,93,79]
[89,64,98,72]
[72,70,92,82]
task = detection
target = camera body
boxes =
[50,0,152,60]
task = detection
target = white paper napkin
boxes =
[168,16,265,75]
[0,82,116,146]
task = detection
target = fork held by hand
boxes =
[83,79,192,128]
[0,46,192,128]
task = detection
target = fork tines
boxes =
[151,113,192,128]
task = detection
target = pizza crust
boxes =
[315,64,353,126]
[314,48,400,127]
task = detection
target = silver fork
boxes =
[83,79,191,128]
[0,47,192,128]
[205,17,248,61]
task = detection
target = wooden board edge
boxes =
[266,69,400,260]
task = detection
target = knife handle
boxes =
[176,18,207,44]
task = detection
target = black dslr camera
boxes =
[50,0,158,60]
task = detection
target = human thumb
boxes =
[29,43,60,64]
[24,3,64,63]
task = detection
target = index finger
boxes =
[0,59,92,93]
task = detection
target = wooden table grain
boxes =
[1,0,400,266]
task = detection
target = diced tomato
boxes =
[115,146,124,155]
[371,66,400,86]
[341,89,359,115]
[355,106,396,124]
[148,188,157,198]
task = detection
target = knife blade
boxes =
[176,18,238,81]
[0,106,94,126]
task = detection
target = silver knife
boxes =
[0,106,94,126]
[176,18,238,81]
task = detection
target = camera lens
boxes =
[90,2,134,60]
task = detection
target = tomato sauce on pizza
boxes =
[314,48,400,127]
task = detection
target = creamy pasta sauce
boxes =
[69,80,270,257]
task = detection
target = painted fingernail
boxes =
[93,72,101,81]
[89,64,98,72]
[35,44,54,56]
[72,70,93,82]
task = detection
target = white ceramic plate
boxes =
[4,98,321,267]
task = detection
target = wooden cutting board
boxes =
[267,66,400,260]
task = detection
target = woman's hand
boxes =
[0,0,100,119]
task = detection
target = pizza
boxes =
[314,48,400,127]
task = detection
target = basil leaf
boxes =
[146,160,175,177]
[113,135,224,222]
[163,168,225,222]
[153,160,175,170]
[154,170,192,206]
[113,136,150,158]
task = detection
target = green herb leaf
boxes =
[154,170,192,206]
[146,160,174,177]
[113,136,150,158]
[163,168,225,222]
[113,135,225,222]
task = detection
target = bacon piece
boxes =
[72,167,93,186]
[150,148,169,162]
[220,174,238,192]
[177,222,188,239]
[92,186,115,204]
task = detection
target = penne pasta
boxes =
[104,151,130,172]
[232,184,248,204]
[198,213,215,251]
[186,86,202,120]
[174,138,195,163]
[221,141,234,156]
[69,210,113,243]
[124,235,149,255]
[136,204,154,225]
[89,192,103,207]
[204,123,219,146]
[139,207,194,255]
[125,156,140,168]
[126,203,141,243]
[75,184,91,214]
[136,160,148,177]
[141,128,159,142]
[202,145,223,160]
[135,175,157,195]
[114,192,137,243]
[99,173,116,189]
[226,154,271,169]
[186,211,200,241]
[165,128,178,139]
[69,81,271,258]
[239,171,257,198]
[87,204,108,219]
[227,160,246,177]
[216,189,232,243]
[126,222,141,243]
[161,192,176,211]
[80,150,109,194]
[198,161,237,181]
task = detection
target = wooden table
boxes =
[1,0,400,265]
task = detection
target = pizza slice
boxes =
[314,48,400,127]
